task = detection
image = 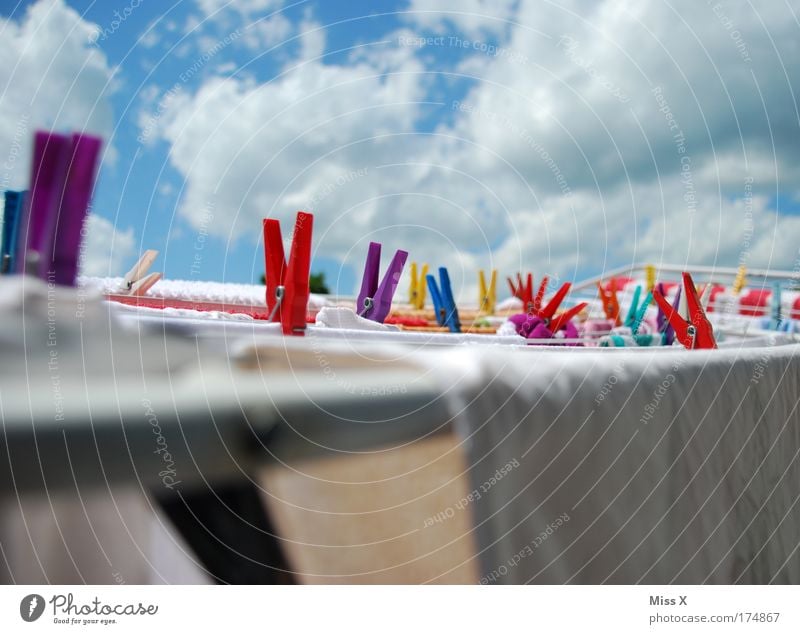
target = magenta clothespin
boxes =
[16,131,70,274]
[44,133,102,285]
[356,241,408,323]
[509,313,580,342]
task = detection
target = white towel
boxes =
[425,343,800,583]
[314,306,399,331]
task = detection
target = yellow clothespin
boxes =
[732,265,747,295]
[409,262,429,309]
[478,269,497,314]
[645,264,656,292]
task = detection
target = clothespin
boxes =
[652,272,717,349]
[408,262,429,310]
[529,282,588,332]
[263,211,313,336]
[121,250,161,296]
[698,283,713,311]
[656,283,680,345]
[732,265,747,295]
[645,264,656,292]
[1,190,26,274]
[624,286,652,335]
[508,282,586,342]
[597,278,621,326]
[46,133,102,285]
[768,281,783,330]
[356,242,408,323]
[427,267,461,332]
[16,131,71,275]
[15,131,101,284]
[507,272,533,308]
[478,269,497,314]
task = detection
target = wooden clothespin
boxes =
[478,269,497,314]
[408,262,429,310]
[121,250,161,296]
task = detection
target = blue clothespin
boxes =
[1,190,26,274]
[768,281,783,330]
[625,286,652,334]
[427,267,461,332]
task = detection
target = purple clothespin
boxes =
[16,131,71,274]
[44,133,102,285]
[356,241,408,323]
[656,283,681,346]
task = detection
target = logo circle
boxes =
[20,594,45,622]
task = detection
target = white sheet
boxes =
[426,343,800,583]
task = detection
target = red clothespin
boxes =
[597,278,621,326]
[507,272,533,307]
[652,272,717,349]
[530,281,587,331]
[532,276,548,313]
[263,211,313,336]
[506,272,551,312]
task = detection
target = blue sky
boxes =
[2,0,800,297]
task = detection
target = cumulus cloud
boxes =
[195,0,284,19]
[416,0,800,286]
[405,0,519,39]
[0,0,115,190]
[79,214,136,277]
[154,0,800,295]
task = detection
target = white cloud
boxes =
[79,214,136,277]
[298,18,326,62]
[0,0,115,190]
[405,0,519,39]
[195,0,284,19]
[156,46,431,245]
[138,25,160,48]
[240,14,292,51]
[155,0,800,295]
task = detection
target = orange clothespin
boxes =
[597,278,621,326]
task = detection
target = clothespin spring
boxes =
[358,296,374,317]
[268,285,285,322]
